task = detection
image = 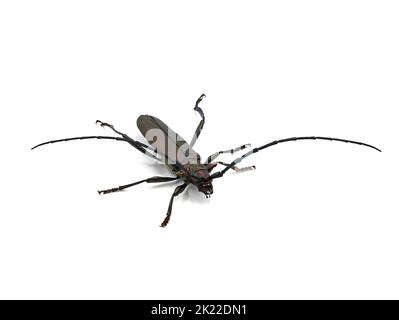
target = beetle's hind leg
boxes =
[189,94,206,148]
[216,161,256,173]
[160,183,188,228]
[96,120,158,153]
[96,120,138,143]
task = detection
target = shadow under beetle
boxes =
[32,94,381,227]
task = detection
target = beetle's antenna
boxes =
[210,136,381,179]
[31,136,130,150]
[31,135,198,178]
[31,135,162,160]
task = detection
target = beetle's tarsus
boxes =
[97,189,112,195]
[97,187,119,195]
[160,216,170,228]
[196,93,206,104]
[96,120,113,128]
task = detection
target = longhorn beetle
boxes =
[32,94,381,227]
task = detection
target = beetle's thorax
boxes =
[176,164,208,180]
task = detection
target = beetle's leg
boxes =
[216,161,256,173]
[205,144,251,163]
[96,120,135,142]
[189,94,206,148]
[98,176,179,195]
[160,183,188,228]
[96,120,160,158]
[96,120,194,178]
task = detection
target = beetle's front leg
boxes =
[216,161,256,173]
[98,176,178,195]
[205,144,251,163]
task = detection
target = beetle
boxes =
[32,94,381,227]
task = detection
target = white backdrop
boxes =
[1,1,398,299]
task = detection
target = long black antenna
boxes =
[30,135,161,158]
[31,135,200,179]
[32,136,129,150]
[211,136,381,179]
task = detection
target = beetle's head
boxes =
[187,163,216,198]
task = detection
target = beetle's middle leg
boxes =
[205,144,252,163]
[98,176,178,195]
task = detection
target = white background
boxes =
[1,1,398,299]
